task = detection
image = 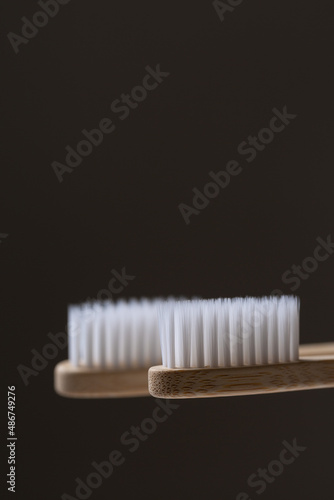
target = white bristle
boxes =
[158,296,300,369]
[68,299,163,369]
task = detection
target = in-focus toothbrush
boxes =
[148,296,334,399]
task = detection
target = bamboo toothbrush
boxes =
[148,296,334,399]
[54,299,162,398]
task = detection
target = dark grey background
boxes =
[2,0,334,499]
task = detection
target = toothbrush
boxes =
[148,296,334,399]
[54,299,162,398]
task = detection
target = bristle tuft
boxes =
[158,296,300,368]
[68,299,162,369]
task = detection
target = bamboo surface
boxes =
[54,360,149,398]
[148,343,334,399]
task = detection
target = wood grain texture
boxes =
[148,343,334,399]
[54,361,149,398]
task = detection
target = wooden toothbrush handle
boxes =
[148,343,334,399]
[54,360,150,398]
[299,342,334,357]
